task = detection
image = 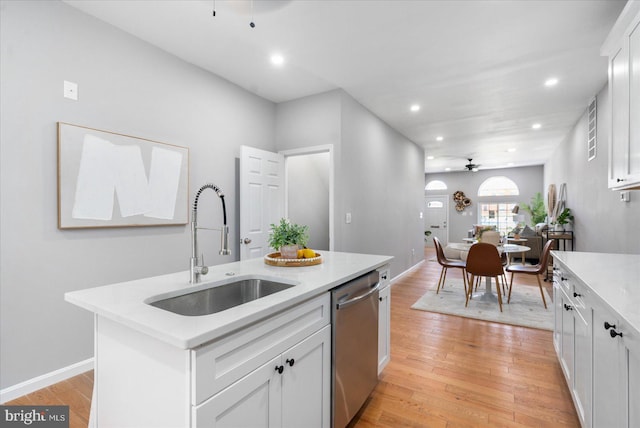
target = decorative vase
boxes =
[279,244,299,259]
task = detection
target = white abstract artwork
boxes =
[58,123,189,228]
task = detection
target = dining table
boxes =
[447,242,531,303]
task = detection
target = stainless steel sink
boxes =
[148,278,296,316]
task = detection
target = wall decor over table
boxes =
[453,190,472,212]
[57,122,189,229]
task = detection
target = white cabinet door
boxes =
[628,337,640,428]
[553,281,562,355]
[606,5,640,190]
[281,326,331,428]
[378,283,390,374]
[195,355,282,428]
[629,20,640,183]
[609,44,631,188]
[197,326,331,428]
[560,290,574,383]
[573,308,592,428]
[592,308,624,427]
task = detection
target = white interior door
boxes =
[240,146,285,260]
[425,196,448,247]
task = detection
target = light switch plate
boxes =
[345,212,352,224]
[64,80,78,100]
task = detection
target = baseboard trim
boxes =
[0,358,94,404]
[391,259,425,285]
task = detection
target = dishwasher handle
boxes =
[336,283,380,310]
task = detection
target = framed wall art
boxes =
[57,122,189,229]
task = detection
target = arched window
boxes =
[477,176,519,196]
[425,180,447,191]
[476,176,520,235]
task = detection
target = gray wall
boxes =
[339,94,425,270]
[545,84,640,254]
[1,1,425,389]
[276,90,426,275]
[425,166,544,243]
[0,1,276,389]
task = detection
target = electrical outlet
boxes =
[620,191,630,202]
[64,80,78,100]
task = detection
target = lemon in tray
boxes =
[297,248,317,259]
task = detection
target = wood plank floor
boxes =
[7,247,578,427]
[351,247,578,428]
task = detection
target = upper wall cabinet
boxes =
[602,1,640,190]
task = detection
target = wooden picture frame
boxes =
[57,122,189,229]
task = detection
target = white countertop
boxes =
[551,251,640,336]
[65,251,393,349]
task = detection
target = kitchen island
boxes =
[551,251,639,428]
[66,251,392,428]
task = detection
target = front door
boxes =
[239,146,285,260]
[425,196,448,247]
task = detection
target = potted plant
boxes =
[521,192,547,226]
[268,218,309,258]
[556,208,574,232]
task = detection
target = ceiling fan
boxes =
[464,158,480,172]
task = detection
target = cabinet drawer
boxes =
[555,268,590,314]
[192,293,330,405]
[554,267,572,295]
[377,266,391,286]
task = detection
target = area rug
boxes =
[411,281,553,331]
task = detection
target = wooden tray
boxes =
[264,252,322,267]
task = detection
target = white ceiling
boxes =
[63,0,626,173]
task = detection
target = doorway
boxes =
[239,145,334,260]
[281,145,334,251]
[425,195,448,247]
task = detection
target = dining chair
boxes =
[464,242,504,311]
[480,230,501,246]
[433,237,469,296]
[478,230,508,295]
[506,239,553,309]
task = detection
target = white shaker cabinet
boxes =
[195,325,331,428]
[602,2,640,190]
[377,266,391,374]
[93,293,331,428]
[552,252,640,428]
[592,301,640,428]
[553,267,591,428]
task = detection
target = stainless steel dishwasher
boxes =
[332,270,380,428]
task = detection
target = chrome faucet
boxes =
[190,183,231,283]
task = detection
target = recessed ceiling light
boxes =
[532,123,542,130]
[426,155,434,160]
[507,162,514,166]
[445,167,451,171]
[507,148,516,153]
[545,77,559,87]
[410,104,420,112]
[270,54,284,66]
[436,136,444,141]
